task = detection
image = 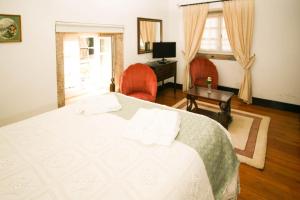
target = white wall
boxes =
[169,0,300,105]
[0,0,169,126]
[1,0,300,126]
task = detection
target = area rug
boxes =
[173,98,271,169]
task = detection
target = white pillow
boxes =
[78,93,122,115]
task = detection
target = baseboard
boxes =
[251,97,300,113]
[218,85,300,113]
[217,85,239,95]
[161,83,300,113]
[158,82,182,90]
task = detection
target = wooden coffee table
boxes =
[186,87,234,129]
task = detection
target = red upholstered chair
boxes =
[190,57,218,89]
[120,63,157,102]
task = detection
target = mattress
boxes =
[0,93,239,200]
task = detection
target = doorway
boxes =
[56,31,123,108]
[62,34,112,103]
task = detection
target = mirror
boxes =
[137,17,162,54]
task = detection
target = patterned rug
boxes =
[173,98,271,169]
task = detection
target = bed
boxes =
[0,93,239,200]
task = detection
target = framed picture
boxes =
[0,14,22,43]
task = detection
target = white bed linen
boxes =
[123,108,181,145]
[77,93,122,115]
[0,104,214,200]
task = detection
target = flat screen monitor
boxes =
[152,42,176,63]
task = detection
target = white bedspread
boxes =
[0,104,214,200]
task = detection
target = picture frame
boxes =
[0,14,22,43]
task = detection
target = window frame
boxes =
[199,10,235,61]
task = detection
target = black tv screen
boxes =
[152,42,176,59]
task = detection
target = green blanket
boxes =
[113,93,239,200]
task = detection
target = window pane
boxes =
[200,14,232,53]
[205,17,218,28]
[222,18,226,27]
[201,16,218,51]
[222,40,231,51]
[203,28,218,39]
[201,39,218,50]
[221,29,228,39]
[221,18,231,51]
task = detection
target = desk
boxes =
[146,60,177,93]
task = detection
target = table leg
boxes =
[219,98,232,129]
[174,71,177,94]
[186,95,198,111]
[187,95,192,111]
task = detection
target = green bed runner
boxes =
[112,93,239,200]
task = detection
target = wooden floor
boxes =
[156,87,300,200]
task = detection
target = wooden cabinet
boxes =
[146,60,177,93]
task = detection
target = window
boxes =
[200,12,233,59]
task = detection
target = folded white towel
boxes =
[78,93,122,115]
[123,108,181,146]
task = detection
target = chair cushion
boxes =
[190,57,218,89]
[127,92,156,102]
[194,78,207,88]
[120,63,157,102]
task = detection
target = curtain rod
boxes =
[179,0,230,7]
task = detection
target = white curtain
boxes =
[223,0,255,104]
[182,4,209,91]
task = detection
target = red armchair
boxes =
[120,63,157,102]
[190,57,218,89]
